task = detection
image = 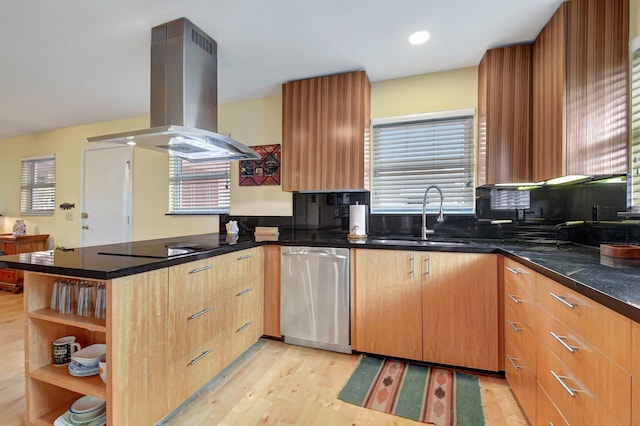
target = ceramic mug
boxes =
[53,336,81,366]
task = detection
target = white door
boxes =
[81,145,133,247]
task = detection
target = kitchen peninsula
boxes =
[1,232,639,425]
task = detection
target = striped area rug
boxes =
[338,355,486,425]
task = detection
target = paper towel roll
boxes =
[349,204,367,236]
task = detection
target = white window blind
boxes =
[490,189,531,210]
[371,111,475,214]
[630,42,640,208]
[20,156,56,216]
[168,157,230,214]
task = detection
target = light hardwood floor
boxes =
[0,291,527,425]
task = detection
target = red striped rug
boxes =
[338,355,486,425]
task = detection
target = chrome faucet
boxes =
[421,185,444,240]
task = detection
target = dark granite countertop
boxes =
[1,231,638,323]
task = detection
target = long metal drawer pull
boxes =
[237,254,254,260]
[236,288,254,297]
[550,370,577,398]
[506,320,522,332]
[236,321,253,333]
[506,266,522,275]
[189,349,213,366]
[549,292,576,309]
[550,331,577,353]
[507,293,522,304]
[189,265,214,274]
[189,306,214,320]
[507,354,522,372]
[282,251,347,260]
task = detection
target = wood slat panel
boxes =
[282,77,323,191]
[533,2,566,182]
[479,45,533,185]
[564,0,628,176]
[282,71,370,191]
[533,0,628,181]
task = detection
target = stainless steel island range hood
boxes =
[88,18,260,162]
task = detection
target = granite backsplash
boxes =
[220,180,639,246]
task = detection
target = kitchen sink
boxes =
[369,238,470,247]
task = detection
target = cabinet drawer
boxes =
[0,268,18,283]
[505,305,536,374]
[222,247,263,291]
[169,341,223,404]
[537,306,631,424]
[536,383,569,426]
[536,275,631,371]
[537,345,624,426]
[504,271,536,332]
[505,340,536,424]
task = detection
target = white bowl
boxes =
[71,344,106,367]
[69,395,105,416]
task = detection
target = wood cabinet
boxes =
[477,45,533,186]
[282,70,370,191]
[24,268,168,426]
[168,257,226,406]
[503,259,537,423]
[24,246,264,426]
[422,252,499,371]
[352,249,499,371]
[0,234,48,293]
[167,247,264,410]
[532,0,629,181]
[504,258,633,426]
[263,245,281,337]
[352,249,422,360]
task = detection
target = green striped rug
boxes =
[338,355,486,425]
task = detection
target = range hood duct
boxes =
[87,18,260,162]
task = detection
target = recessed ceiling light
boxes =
[408,31,430,45]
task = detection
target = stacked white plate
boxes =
[54,396,106,426]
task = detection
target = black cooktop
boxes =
[97,240,225,259]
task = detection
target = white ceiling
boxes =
[0,0,565,140]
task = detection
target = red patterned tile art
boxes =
[239,144,281,186]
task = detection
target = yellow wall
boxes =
[0,68,478,247]
[371,67,477,119]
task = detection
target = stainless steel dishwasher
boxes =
[280,246,351,353]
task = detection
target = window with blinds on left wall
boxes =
[20,155,55,216]
[168,156,231,214]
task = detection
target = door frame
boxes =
[80,144,134,247]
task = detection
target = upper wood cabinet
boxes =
[532,0,629,181]
[477,44,533,185]
[282,70,371,191]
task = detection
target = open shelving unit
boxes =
[24,272,107,425]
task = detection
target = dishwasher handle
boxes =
[282,251,348,260]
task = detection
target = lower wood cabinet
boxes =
[352,249,423,360]
[263,245,281,337]
[24,246,264,426]
[504,258,633,426]
[167,247,264,410]
[352,249,499,371]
